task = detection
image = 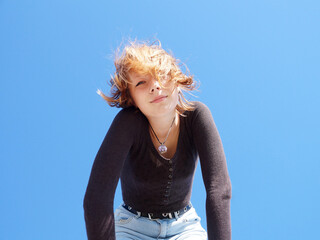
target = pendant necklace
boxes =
[150,115,176,154]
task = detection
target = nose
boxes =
[150,79,161,93]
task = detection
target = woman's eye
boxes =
[136,81,146,87]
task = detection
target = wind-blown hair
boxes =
[97,40,197,114]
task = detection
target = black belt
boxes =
[122,203,192,220]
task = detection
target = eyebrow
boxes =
[137,75,149,80]
[129,78,145,87]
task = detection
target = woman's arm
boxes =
[192,102,232,240]
[83,108,137,240]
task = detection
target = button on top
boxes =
[169,160,173,164]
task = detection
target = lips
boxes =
[151,95,167,103]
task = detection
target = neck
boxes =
[147,111,178,140]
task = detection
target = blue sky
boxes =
[1,0,319,239]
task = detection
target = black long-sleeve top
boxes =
[83,101,232,240]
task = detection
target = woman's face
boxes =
[128,72,179,118]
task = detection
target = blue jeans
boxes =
[114,203,208,240]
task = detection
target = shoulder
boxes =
[114,106,143,122]
[181,102,215,136]
[110,107,145,136]
[185,101,213,122]
[191,101,211,113]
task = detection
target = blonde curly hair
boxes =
[97,40,197,114]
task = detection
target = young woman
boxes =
[83,41,232,240]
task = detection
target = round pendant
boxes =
[158,145,167,154]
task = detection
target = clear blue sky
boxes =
[1,1,319,239]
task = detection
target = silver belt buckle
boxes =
[148,213,153,220]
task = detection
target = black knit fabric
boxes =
[83,101,232,240]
